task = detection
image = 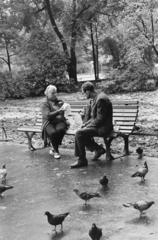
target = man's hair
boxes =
[81,81,94,92]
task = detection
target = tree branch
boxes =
[10,53,16,57]
[0,57,8,64]
[150,8,154,44]
[76,4,91,19]
[96,11,112,17]
[34,5,46,15]
[44,0,69,58]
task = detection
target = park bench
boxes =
[17,100,139,161]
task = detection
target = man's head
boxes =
[81,82,95,99]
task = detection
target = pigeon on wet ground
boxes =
[45,211,69,234]
[136,147,143,158]
[0,164,7,182]
[89,223,102,240]
[131,161,148,181]
[123,200,155,217]
[0,185,14,197]
[99,174,108,187]
[73,189,101,205]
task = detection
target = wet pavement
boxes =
[0,142,158,240]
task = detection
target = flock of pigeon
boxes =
[0,147,155,239]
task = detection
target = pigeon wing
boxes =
[53,212,69,226]
[0,169,7,180]
[79,192,89,200]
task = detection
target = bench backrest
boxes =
[35,100,139,134]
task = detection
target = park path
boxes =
[0,143,158,240]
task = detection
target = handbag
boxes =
[50,114,64,124]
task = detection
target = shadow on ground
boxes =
[0,143,158,240]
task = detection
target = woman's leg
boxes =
[54,122,67,150]
[45,124,59,153]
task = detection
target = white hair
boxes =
[44,85,57,96]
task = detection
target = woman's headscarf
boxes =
[44,85,57,96]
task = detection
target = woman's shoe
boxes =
[54,152,60,159]
[49,149,54,155]
[49,149,54,156]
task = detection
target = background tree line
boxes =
[0,0,158,99]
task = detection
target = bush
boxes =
[0,71,28,99]
[99,62,158,93]
[0,69,78,99]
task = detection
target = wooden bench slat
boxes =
[17,127,42,132]
[113,105,138,109]
[117,130,132,133]
[119,126,134,130]
[67,100,139,105]
[113,117,137,121]
[113,109,138,113]
[35,122,136,128]
[35,123,42,126]
[112,100,139,105]
[113,113,138,117]
[70,105,139,110]
[113,121,135,126]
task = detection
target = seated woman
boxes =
[41,85,68,159]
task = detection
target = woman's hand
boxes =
[58,108,65,115]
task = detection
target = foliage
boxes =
[21,28,77,95]
[99,61,157,94]
[0,1,24,71]
[0,71,29,99]
[1,0,158,98]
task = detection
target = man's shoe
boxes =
[91,148,106,161]
[70,160,88,169]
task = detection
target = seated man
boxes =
[71,82,113,169]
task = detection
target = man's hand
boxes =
[81,123,86,129]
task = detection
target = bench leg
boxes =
[122,135,130,155]
[0,127,12,142]
[25,132,36,151]
[2,127,7,139]
[104,137,115,161]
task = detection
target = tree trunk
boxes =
[68,0,77,83]
[45,0,78,83]
[95,23,99,80]
[90,22,97,81]
[6,43,12,72]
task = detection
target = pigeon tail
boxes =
[131,172,139,178]
[123,203,131,208]
[5,185,14,190]
[62,212,70,218]
[91,193,101,198]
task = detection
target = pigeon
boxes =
[0,164,7,181]
[123,200,155,216]
[45,211,69,234]
[99,174,108,187]
[73,189,101,205]
[136,147,143,158]
[0,185,14,197]
[89,223,102,240]
[131,161,148,181]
